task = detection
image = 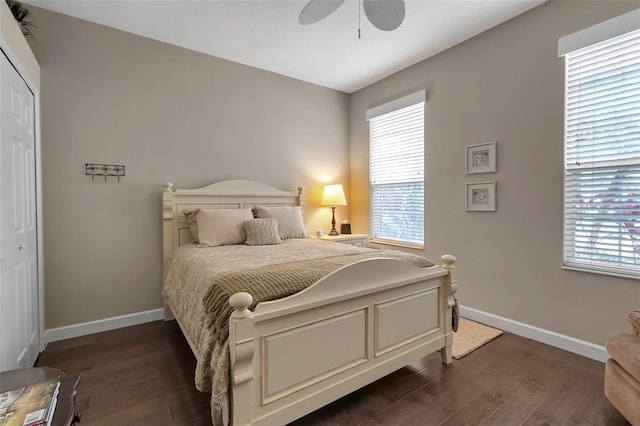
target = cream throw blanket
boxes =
[203,251,434,349]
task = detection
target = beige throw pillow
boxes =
[243,218,282,246]
[184,209,200,243]
[196,208,253,247]
[254,205,307,239]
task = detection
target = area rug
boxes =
[452,318,503,359]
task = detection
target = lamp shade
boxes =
[321,184,347,206]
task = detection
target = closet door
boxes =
[0,50,39,371]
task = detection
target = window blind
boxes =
[563,28,640,277]
[369,100,424,247]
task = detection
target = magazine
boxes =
[0,377,60,426]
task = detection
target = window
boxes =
[560,10,640,277]
[367,91,425,248]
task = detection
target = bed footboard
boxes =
[228,254,457,426]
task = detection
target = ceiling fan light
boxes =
[363,0,405,31]
[299,0,346,25]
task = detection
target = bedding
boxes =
[162,238,435,425]
[196,208,253,247]
[254,205,307,239]
[243,218,281,246]
[184,209,200,243]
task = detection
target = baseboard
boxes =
[459,305,609,363]
[42,305,609,362]
[44,308,164,346]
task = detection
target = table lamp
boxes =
[321,184,347,236]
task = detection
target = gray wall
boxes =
[28,8,350,328]
[28,1,640,347]
[350,0,640,347]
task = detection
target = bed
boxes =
[162,179,458,426]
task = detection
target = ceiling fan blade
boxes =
[363,0,405,31]
[298,0,345,25]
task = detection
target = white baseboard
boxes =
[42,305,609,363]
[459,305,609,363]
[43,308,164,346]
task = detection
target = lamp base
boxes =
[329,206,339,236]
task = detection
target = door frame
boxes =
[1,3,44,354]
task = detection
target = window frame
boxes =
[366,91,426,249]
[560,10,640,279]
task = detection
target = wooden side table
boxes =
[317,233,369,247]
[0,367,81,425]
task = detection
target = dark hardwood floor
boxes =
[35,320,629,426]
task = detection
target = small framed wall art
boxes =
[466,181,496,212]
[466,141,496,174]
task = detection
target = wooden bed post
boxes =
[440,254,457,365]
[229,292,255,426]
[162,182,175,267]
[162,182,175,321]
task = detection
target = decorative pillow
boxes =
[243,218,282,246]
[196,208,253,247]
[184,209,200,243]
[254,205,307,239]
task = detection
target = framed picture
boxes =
[466,181,496,212]
[340,223,352,234]
[466,141,497,174]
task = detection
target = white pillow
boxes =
[244,218,282,246]
[196,208,253,247]
[254,205,307,239]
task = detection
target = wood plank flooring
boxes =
[35,320,629,426]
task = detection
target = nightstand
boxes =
[317,234,368,247]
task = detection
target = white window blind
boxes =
[563,28,640,277]
[368,97,424,247]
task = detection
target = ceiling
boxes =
[23,0,546,93]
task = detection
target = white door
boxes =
[0,50,39,371]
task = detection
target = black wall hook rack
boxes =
[85,163,125,182]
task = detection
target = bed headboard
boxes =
[162,179,304,265]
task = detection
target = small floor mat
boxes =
[453,318,503,359]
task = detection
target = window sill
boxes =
[562,265,640,281]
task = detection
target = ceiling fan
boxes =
[298,0,405,32]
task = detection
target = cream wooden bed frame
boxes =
[162,179,458,426]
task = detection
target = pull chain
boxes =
[358,0,361,39]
